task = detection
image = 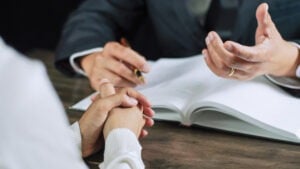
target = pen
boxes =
[120,38,146,84]
[134,68,145,84]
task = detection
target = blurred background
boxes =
[0,0,84,53]
[0,0,240,53]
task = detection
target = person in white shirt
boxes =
[202,3,300,80]
[0,37,154,169]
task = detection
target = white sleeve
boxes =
[70,122,83,153]
[100,129,145,169]
[0,37,88,169]
[69,47,103,76]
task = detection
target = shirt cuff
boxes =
[70,122,82,153]
[99,128,144,169]
[294,44,300,78]
[69,47,103,76]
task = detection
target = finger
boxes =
[256,3,269,40]
[144,116,154,127]
[99,81,116,98]
[223,42,263,73]
[208,32,248,71]
[91,92,101,102]
[205,32,227,70]
[139,129,148,138]
[121,87,151,108]
[104,57,144,85]
[103,42,150,73]
[264,7,281,39]
[230,70,257,81]
[209,31,234,59]
[94,93,138,112]
[256,3,281,40]
[92,69,136,89]
[225,41,269,62]
[203,47,229,77]
[203,49,250,80]
[143,107,155,118]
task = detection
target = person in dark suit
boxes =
[55,0,300,91]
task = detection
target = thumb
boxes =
[255,3,269,43]
[256,3,269,32]
[256,3,281,40]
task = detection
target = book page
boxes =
[139,55,300,140]
[137,56,209,119]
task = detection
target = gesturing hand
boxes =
[203,3,299,80]
[80,41,150,90]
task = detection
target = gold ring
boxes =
[228,67,235,77]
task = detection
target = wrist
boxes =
[284,42,300,77]
[80,53,97,76]
[271,41,299,77]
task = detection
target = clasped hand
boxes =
[78,79,154,157]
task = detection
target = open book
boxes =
[71,55,300,143]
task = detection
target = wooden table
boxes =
[29,50,300,169]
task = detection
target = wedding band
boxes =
[228,67,235,77]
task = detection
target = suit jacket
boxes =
[55,0,300,76]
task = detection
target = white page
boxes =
[140,55,300,140]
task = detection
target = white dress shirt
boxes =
[0,38,144,169]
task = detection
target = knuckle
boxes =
[104,42,117,50]
[136,60,146,69]
[115,65,126,74]
[248,65,260,72]
[95,53,104,60]
[122,87,130,94]
[220,64,228,73]
[119,47,129,56]
[214,70,225,77]
[226,58,236,68]
[112,76,123,85]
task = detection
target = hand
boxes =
[78,80,154,157]
[202,3,299,80]
[101,83,155,139]
[80,41,150,90]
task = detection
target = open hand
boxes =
[203,3,299,80]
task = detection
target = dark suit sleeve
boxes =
[55,0,145,76]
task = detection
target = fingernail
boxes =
[142,63,150,72]
[127,96,138,105]
[205,37,210,45]
[225,44,232,51]
[202,51,207,58]
[264,4,269,23]
[99,78,110,85]
[208,33,214,41]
